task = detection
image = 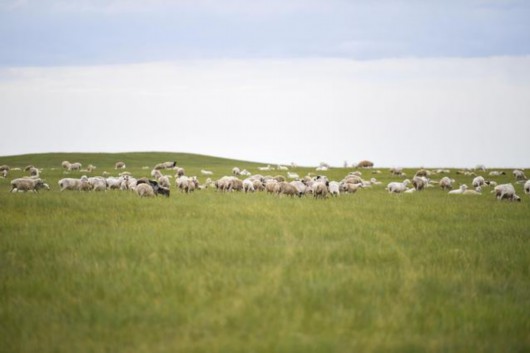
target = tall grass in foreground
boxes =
[0,153,529,352]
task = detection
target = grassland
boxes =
[0,152,529,353]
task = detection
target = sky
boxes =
[0,0,529,167]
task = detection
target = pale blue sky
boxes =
[0,0,529,167]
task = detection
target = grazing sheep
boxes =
[243,179,255,193]
[28,167,40,177]
[415,169,431,177]
[158,175,171,189]
[328,181,340,196]
[201,169,213,175]
[232,167,241,175]
[61,161,71,170]
[106,176,127,190]
[313,181,329,199]
[10,178,49,193]
[277,165,289,171]
[389,167,405,176]
[137,178,170,197]
[240,169,251,176]
[277,182,299,197]
[524,180,530,194]
[386,180,411,193]
[448,184,468,194]
[151,169,163,179]
[290,180,308,195]
[357,160,374,168]
[115,162,126,169]
[176,167,185,177]
[1,169,7,178]
[340,182,363,194]
[513,169,527,181]
[0,164,10,174]
[58,177,91,191]
[252,179,265,191]
[472,176,488,188]
[439,177,455,190]
[258,165,273,171]
[88,176,107,191]
[68,162,82,171]
[136,183,155,197]
[492,183,521,201]
[412,176,428,191]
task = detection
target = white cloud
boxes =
[0,57,529,167]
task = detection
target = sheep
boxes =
[287,172,300,179]
[61,161,71,170]
[277,165,289,171]
[136,183,155,197]
[177,176,198,193]
[1,169,7,178]
[232,167,241,175]
[151,169,163,179]
[524,180,530,194]
[412,176,428,191]
[313,181,329,199]
[489,171,506,176]
[137,178,170,197]
[277,182,299,197]
[106,176,126,190]
[68,162,82,171]
[340,182,363,194]
[252,179,265,191]
[240,169,251,176]
[265,180,278,194]
[24,165,35,172]
[258,165,273,171]
[357,160,374,168]
[158,175,171,189]
[176,167,185,177]
[328,181,340,196]
[290,180,308,195]
[115,162,127,169]
[315,165,328,171]
[448,184,468,194]
[58,177,91,191]
[389,167,405,176]
[273,175,286,182]
[492,183,521,201]
[28,167,40,177]
[386,180,411,193]
[513,169,527,181]
[472,176,487,189]
[243,179,255,193]
[88,177,107,192]
[415,169,431,177]
[10,178,49,193]
[475,164,487,172]
[0,165,10,174]
[201,169,213,175]
[439,177,455,190]
[369,178,382,186]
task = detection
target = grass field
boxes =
[1,152,529,353]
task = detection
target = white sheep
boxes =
[201,169,213,175]
[386,180,411,193]
[232,167,241,175]
[136,183,155,197]
[439,177,455,190]
[68,162,82,171]
[158,175,171,189]
[115,161,126,169]
[58,177,91,191]
[492,183,521,201]
[287,172,300,179]
[448,184,468,194]
[242,179,255,193]
[472,176,487,188]
[513,169,527,181]
[524,180,530,195]
[312,181,329,199]
[88,177,107,192]
[328,181,340,196]
[10,178,49,192]
[240,169,251,176]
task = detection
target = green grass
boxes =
[0,152,529,353]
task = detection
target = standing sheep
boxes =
[136,183,155,197]
[524,180,530,195]
[10,178,49,193]
[492,183,521,201]
[386,180,411,193]
[439,177,455,190]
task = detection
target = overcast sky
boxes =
[0,0,529,167]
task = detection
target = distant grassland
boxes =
[0,152,529,353]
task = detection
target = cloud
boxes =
[0,56,529,167]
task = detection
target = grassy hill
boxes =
[0,152,529,353]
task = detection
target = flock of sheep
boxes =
[1,161,528,201]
